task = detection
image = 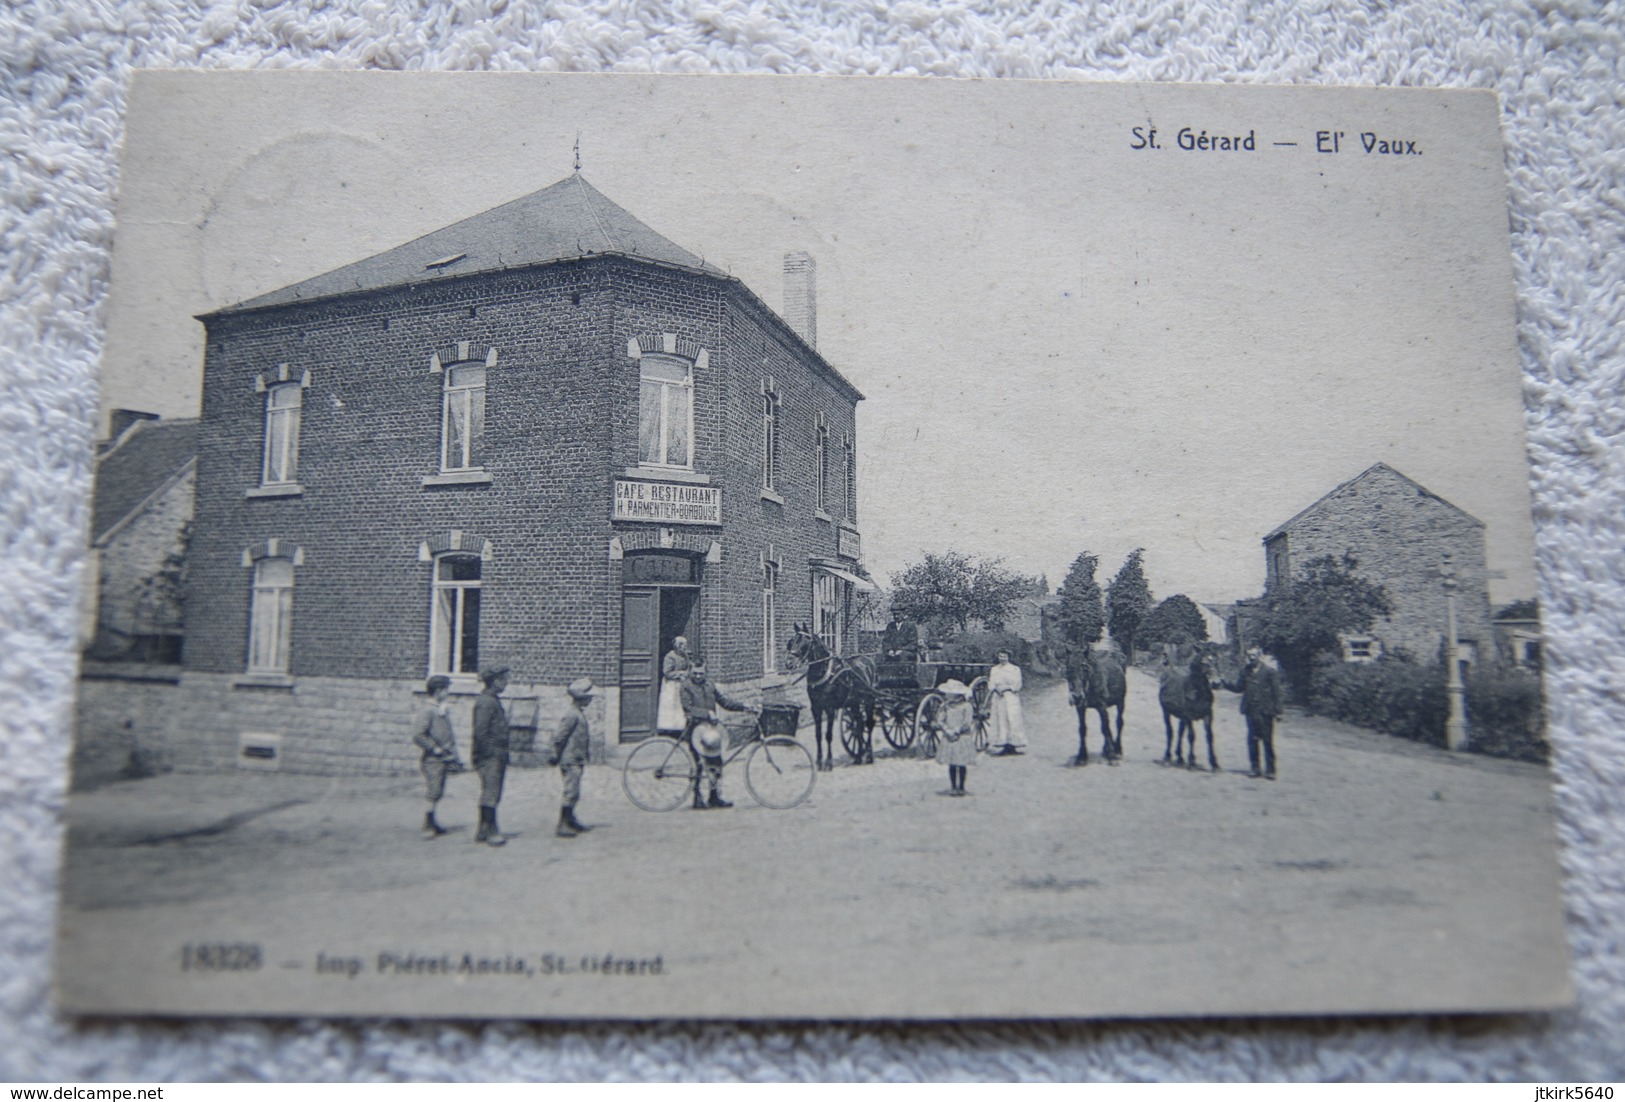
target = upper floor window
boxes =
[1266,536,1290,592]
[442,363,487,471]
[844,432,856,522]
[761,392,781,491]
[430,553,482,676]
[639,354,693,469]
[262,383,302,485]
[815,414,830,515]
[247,557,295,675]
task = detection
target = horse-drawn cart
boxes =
[854,658,994,760]
[786,624,995,769]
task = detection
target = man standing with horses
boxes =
[680,659,751,810]
[1237,645,1284,780]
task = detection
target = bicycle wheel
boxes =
[914,692,945,759]
[970,676,993,752]
[622,736,697,812]
[744,737,816,809]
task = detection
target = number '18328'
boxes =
[181,942,262,971]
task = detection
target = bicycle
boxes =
[622,703,816,811]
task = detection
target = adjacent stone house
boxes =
[85,413,198,663]
[1261,463,1495,668]
[86,174,869,775]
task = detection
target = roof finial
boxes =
[573,131,581,174]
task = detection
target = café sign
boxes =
[838,526,862,562]
[613,480,722,526]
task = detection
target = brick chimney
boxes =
[782,251,817,349]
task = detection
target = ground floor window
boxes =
[430,553,482,676]
[1342,635,1382,663]
[812,571,850,655]
[763,557,779,673]
[247,558,294,674]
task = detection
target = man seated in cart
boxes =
[882,614,922,661]
[680,660,753,810]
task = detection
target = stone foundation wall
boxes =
[74,671,625,780]
[72,668,819,784]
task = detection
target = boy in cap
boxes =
[551,678,596,838]
[471,664,512,846]
[410,674,464,838]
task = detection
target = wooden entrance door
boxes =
[620,587,660,741]
[620,554,703,741]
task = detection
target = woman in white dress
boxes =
[657,636,691,735]
[987,649,1027,756]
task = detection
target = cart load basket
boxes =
[759,703,803,737]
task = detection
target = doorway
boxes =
[619,553,702,742]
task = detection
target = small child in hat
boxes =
[551,678,596,838]
[933,680,978,797]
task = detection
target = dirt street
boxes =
[57,670,1572,1019]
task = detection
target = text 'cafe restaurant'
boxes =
[169,175,873,773]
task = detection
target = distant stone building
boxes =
[1261,463,1495,668]
[85,413,198,663]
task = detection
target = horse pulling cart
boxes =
[857,657,995,760]
[786,624,995,769]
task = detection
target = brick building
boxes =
[1260,463,1495,667]
[90,174,870,775]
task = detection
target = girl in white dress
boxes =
[988,650,1027,755]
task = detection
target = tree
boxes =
[1054,552,1106,649]
[1139,593,1209,651]
[1106,548,1153,659]
[889,551,1034,634]
[1255,553,1393,701]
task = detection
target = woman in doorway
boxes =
[988,649,1027,756]
[657,636,692,735]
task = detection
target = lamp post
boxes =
[1441,553,1468,751]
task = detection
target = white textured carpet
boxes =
[3,0,1623,1082]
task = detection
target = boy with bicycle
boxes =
[680,659,752,810]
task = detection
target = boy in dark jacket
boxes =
[471,664,512,846]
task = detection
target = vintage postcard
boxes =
[58,72,1571,1019]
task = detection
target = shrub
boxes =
[1465,667,1548,763]
[932,630,1034,670]
[1308,659,1549,763]
[1309,659,1447,747]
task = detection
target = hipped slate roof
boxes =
[215,174,720,314]
[1263,462,1483,543]
[92,419,199,545]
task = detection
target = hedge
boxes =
[1307,659,1548,763]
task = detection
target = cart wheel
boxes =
[881,703,915,749]
[914,692,945,758]
[622,736,697,812]
[839,706,870,762]
[744,737,816,809]
[970,676,993,752]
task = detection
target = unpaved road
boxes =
[57,671,1572,1019]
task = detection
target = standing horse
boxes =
[1158,643,1220,771]
[1065,645,1127,765]
[786,624,876,771]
